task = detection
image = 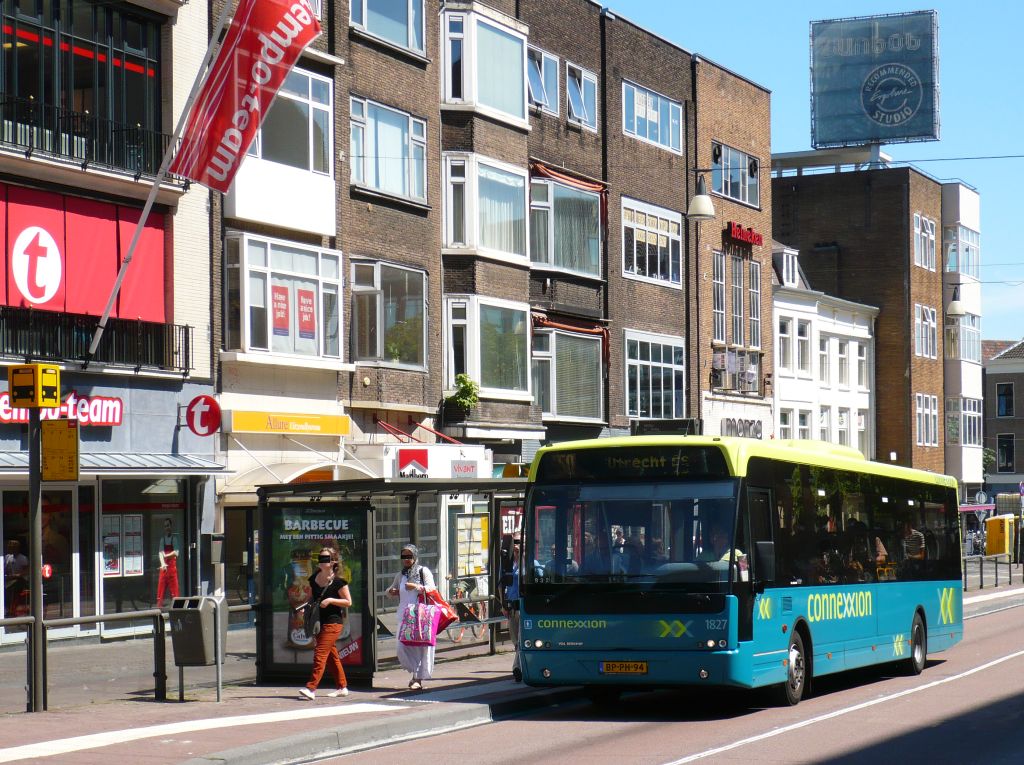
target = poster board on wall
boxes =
[257,502,374,683]
[102,515,121,577]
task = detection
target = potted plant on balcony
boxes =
[444,373,479,422]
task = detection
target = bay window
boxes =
[622,198,682,287]
[625,330,685,419]
[352,261,426,367]
[447,296,529,396]
[445,154,527,260]
[532,330,603,421]
[225,233,341,359]
[248,67,332,175]
[350,97,426,201]
[530,179,600,277]
[350,0,425,55]
[442,11,526,124]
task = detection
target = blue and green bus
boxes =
[518,436,962,705]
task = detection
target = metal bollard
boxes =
[153,612,167,701]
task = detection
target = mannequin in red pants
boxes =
[157,518,179,607]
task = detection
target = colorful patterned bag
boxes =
[398,595,442,646]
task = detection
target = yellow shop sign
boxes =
[226,410,351,436]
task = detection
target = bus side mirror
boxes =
[755,540,775,588]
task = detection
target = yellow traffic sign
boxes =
[8,364,61,408]
[41,419,79,481]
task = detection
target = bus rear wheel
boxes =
[904,613,927,676]
[774,630,807,706]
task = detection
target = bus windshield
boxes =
[524,479,742,590]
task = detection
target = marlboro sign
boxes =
[169,0,322,192]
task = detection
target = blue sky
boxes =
[608,0,1022,340]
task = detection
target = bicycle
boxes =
[445,576,489,643]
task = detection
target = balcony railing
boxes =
[0,306,193,373]
[0,96,185,183]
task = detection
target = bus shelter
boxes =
[255,477,527,684]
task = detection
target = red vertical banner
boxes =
[0,184,6,306]
[65,198,118,316]
[117,207,166,322]
[168,0,322,192]
[271,284,290,336]
[297,288,316,339]
[6,187,67,312]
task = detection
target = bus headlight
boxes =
[534,639,544,648]
[542,668,552,678]
[706,639,716,648]
[523,640,532,649]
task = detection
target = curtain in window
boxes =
[476,21,524,119]
[556,334,600,418]
[367,104,407,196]
[553,186,599,275]
[479,304,526,390]
[479,164,525,256]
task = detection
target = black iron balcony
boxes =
[0,96,185,183]
[0,306,193,373]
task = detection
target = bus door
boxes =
[738,487,775,641]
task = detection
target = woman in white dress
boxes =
[387,543,435,690]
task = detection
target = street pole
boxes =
[28,408,44,712]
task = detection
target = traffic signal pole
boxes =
[28,407,44,712]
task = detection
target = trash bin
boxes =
[169,595,227,667]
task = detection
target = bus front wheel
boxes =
[904,613,927,676]
[775,630,807,706]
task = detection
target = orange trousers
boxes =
[306,623,347,691]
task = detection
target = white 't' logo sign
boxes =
[12,226,62,304]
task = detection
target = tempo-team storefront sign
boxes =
[811,10,939,148]
[0,390,124,426]
[258,502,374,683]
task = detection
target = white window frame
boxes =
[797,410,811,440]
[350,0,426,55]
[712,251,726,343]
[782,250,798,287]
[527,46,559,116]
[796,320,811,376]
[566,61,598,132]
[531,178,601,278]
[711,141,760,207]
[914,304,938,359]
[837,407,851,446]
[625,329,686,420]
[441,10,528,127]
[818,336,830,386]
[857,410,869,456]
[915,393,939,447]
[247,66,333,177]
[532,329,604,423]
[224,231,342,361]
[779,409,793,440]
[443,153,529,264]
[837,340,849,387]
[777,316,792,373]
[730,255,744,346]
[350,96,426,202]
[748,261,761,349]
[857,343,868,388]
[445,295,531,399]
[622,80,682,154]
[962,398,982,447]
[819,406,831,442]
[621,197,683,288]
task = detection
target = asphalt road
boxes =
[331,605,1024,764]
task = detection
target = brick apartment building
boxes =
[983,341,1024,496]
[200,0,774,600]
[772,151,980,485]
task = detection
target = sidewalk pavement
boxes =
[2,581,1023,765]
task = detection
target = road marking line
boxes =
[963,587,1024,605]
[661,648,1024,765]
[0,702,404,763]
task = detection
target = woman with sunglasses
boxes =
[299,546,351,700]
[386,543,435,690]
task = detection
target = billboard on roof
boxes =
[811,11,939,148]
